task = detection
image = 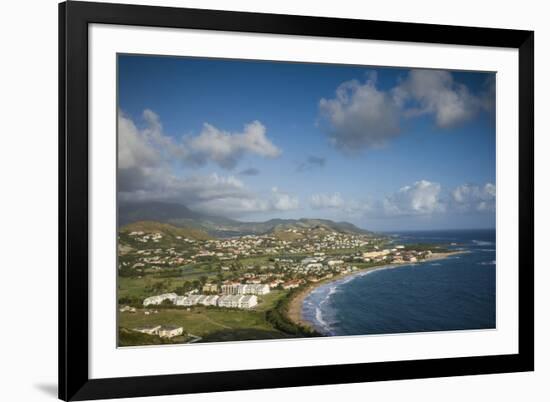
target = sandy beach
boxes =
[286,250,468,331]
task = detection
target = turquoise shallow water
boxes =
[302,229,496,336]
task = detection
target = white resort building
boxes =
[143,293,178,306]
[221,283,270,295]
[133,325,161,335]
[158,325,184,339]
[174,294,219,307]
[143,291,257,310]
[217,294,258,309]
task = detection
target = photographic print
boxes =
[116,55,496,347]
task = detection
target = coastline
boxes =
[286,250,468,332]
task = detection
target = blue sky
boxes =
[118,54,496,231]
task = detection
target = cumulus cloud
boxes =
[395,70,480,128]
[319,75,401,152]
[118,111,160,170]
[383,180,445,216]
[319,70,495,152]
[309,193,376,219]
[193,186,299,217]
[118,111,166,194]
[310,192,345,209]
[270,187,300,211]
[119,171,246,204]
[450,183,496,212]
[186,121,281,169]
[117,110,292,218]
[375,180,496,217]
[308,180,496,221]
[119,169,299,218]
[119,109,281,172]
[195,197,272,216]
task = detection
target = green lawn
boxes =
[118,265,218,300]
[254,290,289,312]
[119,304,293,345]
[234,255,273,266]
[118,288,292,345]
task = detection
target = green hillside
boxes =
[119,221,212,241]
[119,202,373,238]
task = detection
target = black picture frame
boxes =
[59,1,534,400]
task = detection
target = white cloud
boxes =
[190,186,299,217]
[118,111,167,194]
[309,193,376,219]
[119,170,300,217]
[396,70,480,128]
[308,180,496,222]
[310,192,345,209]
[271,187,300,211]
[383,180,445,216]
[319,70,495,152]
[451,183,496,212]
[319,75,401,152]
[119,171,245,204]
[186,120,281,169]
[118,111,160,170]
[192,197,271,217]
[377,180,495,217]
[118,110,281,173]
[117,110,293,218]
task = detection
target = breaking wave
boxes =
[473,240,494,246]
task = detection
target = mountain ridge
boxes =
[119,220,212,241]
[119,201,371,238]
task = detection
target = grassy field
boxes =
[233,255,273,266]
[118,290,293,345]
[118,265,218,300]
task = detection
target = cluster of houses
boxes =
[135,241,436,312]
[128,231,164,243]
[361,246,432,264]
[119,227,383,273]
[133,324,184,339]
[124,227,438,314]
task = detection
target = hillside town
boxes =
[119,227,433,284]
[117,223,444,343]
[119,227,373,270]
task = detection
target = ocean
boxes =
[301,229,496,336]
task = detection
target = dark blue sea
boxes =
[302,229,496,336]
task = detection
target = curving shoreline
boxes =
[286,250,468,332]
